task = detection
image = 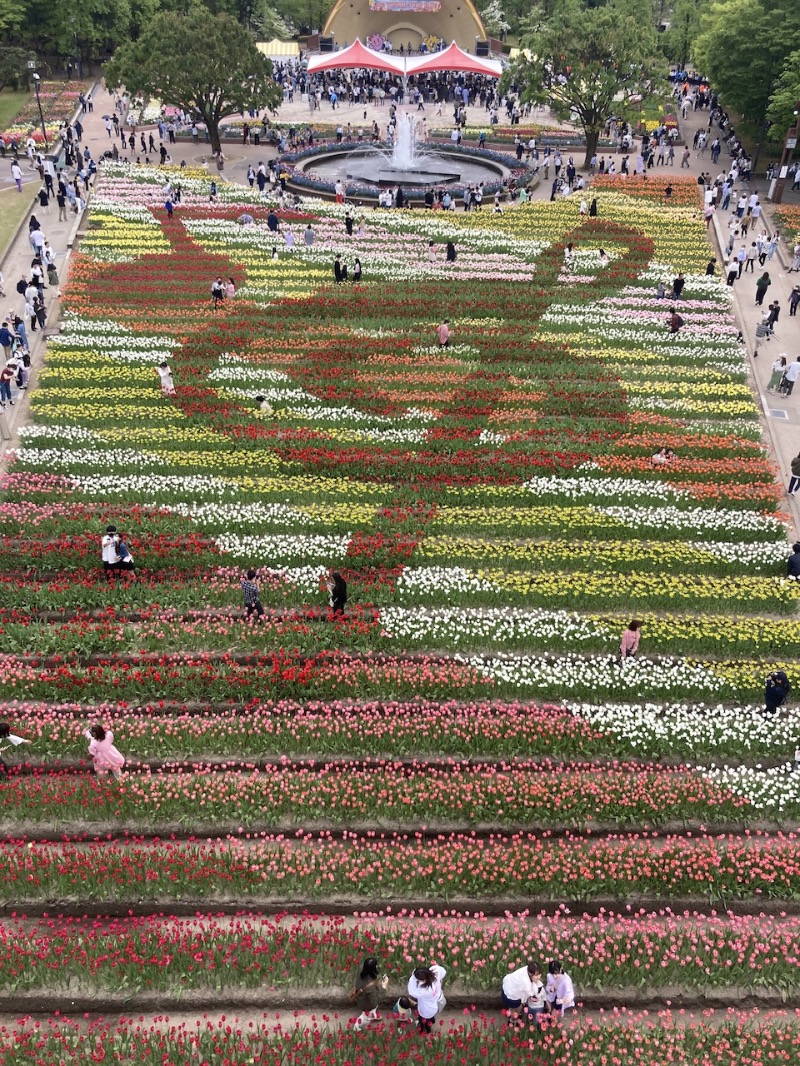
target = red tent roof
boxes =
[407,42,502,77]
[306,38,405,74]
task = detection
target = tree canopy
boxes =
[501,0,666,166]
[693,0,800,129]
[766,49,800,139]
[104,10,283,154]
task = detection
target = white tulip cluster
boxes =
[455,652,725,695]
[701,764,800,813]
[524,474,688,502]
[379,606,608,645]
[214,533,351,562]
[396,566,499,595]
[567,702,800,757]
[595,505,783,538]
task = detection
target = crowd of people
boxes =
[350,956,575,1034]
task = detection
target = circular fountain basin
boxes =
[278,141,529,201]
[302,146,507,188]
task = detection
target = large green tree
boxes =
[766,49,800,140]
[660,0,709,69]
[502,0,665,167]
[104,11,283,154]
[693,0,800,127]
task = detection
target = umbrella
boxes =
[238,213,254,225]
[102,114,111,120]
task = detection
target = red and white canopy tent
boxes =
[306,38,502,79]
[406,42,502,77]
[306,38,405,75]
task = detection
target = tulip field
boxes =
[2,162,800,1061]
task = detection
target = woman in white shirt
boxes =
[0,722,30,774]
[545,960,575,1021]
[407,964,447,1033]
[501,960,545,1026]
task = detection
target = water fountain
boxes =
[284,109,523,198]
[349,112,462,185]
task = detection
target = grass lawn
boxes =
[0,184,36,258]
[0,88,32,132]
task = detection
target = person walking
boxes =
[407,964,447,1034]
[10,160,21,192]
[351,957,387,1031]
[790,286,800,317]
[781,357,800,395]
[84,724,125,779]
[767,355,787,392]
[620,620,642,659]
[241,568,264,619]
[787,542,800,575]
[0,357,16,407]
[754,271,771,306]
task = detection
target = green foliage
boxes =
[479,0,510,36]
[502,0,665,164]
[693,0,800,126]
[766,49,800,140]
[12,0,293,59]
[0,0,25,32]
[660,0,709,68]
[0,47,36,93]
[104,10,283,153]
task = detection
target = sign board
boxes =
[786,137,798,149]
[369,0,441,9]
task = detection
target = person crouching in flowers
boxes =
[351,956,388,1030]
[545,960,575,1023]
[84,724,125,780]
[764,670,791,713]
[501,959,545,1027]
[327,569,347,616]
[620,619,642,660]
[407,964,447,1034]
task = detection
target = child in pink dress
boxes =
[84,725,125,779]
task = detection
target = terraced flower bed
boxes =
[0,164,797,1061]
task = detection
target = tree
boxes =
[0,47,36,93]
[105,11,283,155]
[502,0,665,167]
[693,0,800,127]
[766,49,800,140]
[479,0,510,37]
[660,0,709,69]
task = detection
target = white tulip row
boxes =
[524,473,689,502]
[567,702,800,755]
[214,533,351,561]
[595,505,783,537]
[701,764,800,812]
[456,652,725,694]
[379,606,609,644]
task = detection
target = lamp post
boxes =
[768,102,800,205]
[30,68,48,150]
